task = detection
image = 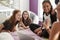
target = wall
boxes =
[13,0,29,11]
[29,0,38,15]
[20,0,29,11]
[13,0,20,9]
[38,0,43,21]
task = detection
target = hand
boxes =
[34,27,41,33]
[23,26,29,29]
[37,30,42,36]
[34,27,42,36]
[43,19,50,29]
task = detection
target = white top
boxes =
[44,14,51,27]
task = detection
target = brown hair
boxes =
[9,9,21,26]
[22,11,31,26]
[22,11,29,19]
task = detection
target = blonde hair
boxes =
[56,2,60,10]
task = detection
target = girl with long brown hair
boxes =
[18,11,32,29]
[0,9,21,32]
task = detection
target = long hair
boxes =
[42,0,53,14]
[22,11,31,26]
[42,0,53,22]
[9,9,21,26]
[22,11,30,20]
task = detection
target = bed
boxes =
[10,28,45,40]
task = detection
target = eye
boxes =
[47,6,49,7]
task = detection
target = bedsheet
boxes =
[18,28,45,40]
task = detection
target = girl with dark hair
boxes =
[33,0,57,38]
[0,9,21,32]
[42,0,57,24]
[42,0,57,38]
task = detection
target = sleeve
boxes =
[2,20,12,30]
[29,23,40,32]
[51,12,57,24]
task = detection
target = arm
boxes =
[18,22,28,29]
[43,19,51,34]
[0,24,4,31]
[45,26,51,35]
[34,27,42,35]
[49,22,58,40]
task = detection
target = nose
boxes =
[44,7,47,11]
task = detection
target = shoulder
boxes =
[3,20,10,24]
[52,22,58,28]
[3,20,11,27]
[53,22,59,26]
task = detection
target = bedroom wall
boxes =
[29,0,38,15]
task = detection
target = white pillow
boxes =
[0,32,14,40]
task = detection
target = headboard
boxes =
[0,5,14,24]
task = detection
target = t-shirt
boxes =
[43,14,51,28]
[2,20,13,31]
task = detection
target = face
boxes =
[43,2,51,13]
[15,12,21,21]
[23,12,29,20]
